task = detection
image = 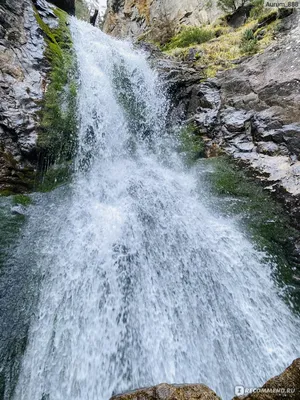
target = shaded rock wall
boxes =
[103,0,222,40]
[110,359,300,400]
[49,0,75,15]
[0,0,75,194]
[158,11,300,229]
[0,0,48,193]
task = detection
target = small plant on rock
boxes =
[240,28,258,54]
[165,27,215,50]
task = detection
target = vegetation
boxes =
[204,157,300,311]
[164,27,215,50]
[34,6,78,191]
[164,9,280,78]
[37,164,73,193]
[12,195,32,206]
[178,124,206,163]
[249,0,264,19]
[239,28,258,54]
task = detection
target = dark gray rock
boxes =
[226,5,253,28]
[221,109,253,133]
[281,124,300,159]
[110,383,220,400]
[0,0,61,193]
[48,0,75,15]
[257,141,279,156]
[160,10,300,228]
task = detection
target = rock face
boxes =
[163,10,300,228]
[103,0,222,40]
[110,383,220,400]
[49,0,75,15]
[0,0,48,193]
[0,0,71,194]
[234,358,300,399]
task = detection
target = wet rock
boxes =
[191,81,221,135]
[233,358,300,400]
[256,142,279,156]
[159,10,300,228]
[48,0,75,15]
[281,124,300,160]
[11,204,27,216]
[110,383,220,400]
[221,109,253,133]
[0,0,61,193]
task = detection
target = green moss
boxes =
[0,189,15,197]
[204,156,300,310]
[38,164,72,193]
[34,7,78,190]
[12,195,32,206]
[250,0,265,19]
[178,124,206,163]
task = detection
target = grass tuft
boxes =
[165,27,215,50]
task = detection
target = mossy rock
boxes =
[111,383,220,400]
[205,156,300,310]
[34,5,78,191]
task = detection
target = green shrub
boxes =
[249,0,264,19]
[240,28,259,53]
[165,27,215,49]
[12,195,32,206]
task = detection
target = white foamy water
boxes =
[13,19,299,400]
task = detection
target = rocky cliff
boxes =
[49,0,75,14]
[0,0,76,194]
[164,10,300,229]
[0,0,48,194]
[103,0,222,41]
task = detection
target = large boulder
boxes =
[234,358,300,400]
[110,383,220,400]
[0,0,49,193]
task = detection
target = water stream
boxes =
[9,19,300,400]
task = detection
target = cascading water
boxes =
[12,18,299,400]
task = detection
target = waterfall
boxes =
[13,19,299,400]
